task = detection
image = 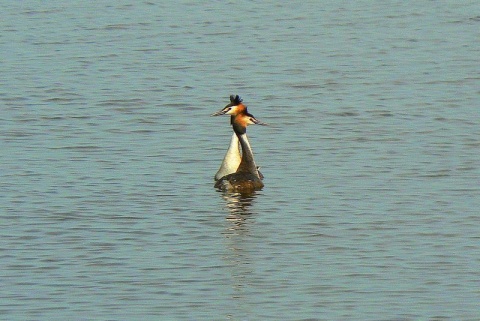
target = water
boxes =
[1,1,479,320]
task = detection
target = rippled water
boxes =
[1,1,479,320]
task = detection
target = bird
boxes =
[214,130,265,181]
[211,95,266,192]
[214,132,241,181]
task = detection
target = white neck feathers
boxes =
[214,133,241,181]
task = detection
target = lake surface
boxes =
[1,1,479,320]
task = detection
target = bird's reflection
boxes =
[219,191,258,235]
[217,190,260,311]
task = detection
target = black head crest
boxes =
[229,95,243,105]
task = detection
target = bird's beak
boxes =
[210,109,227,116]
[251,117,268,126]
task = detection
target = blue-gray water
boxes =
[1,1,479,320]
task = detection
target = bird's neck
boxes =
[235,131,261,178]
[215,133,241,180]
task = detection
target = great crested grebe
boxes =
[214,132,241,181]
[211,95,266,192]
[214,129,265,181]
